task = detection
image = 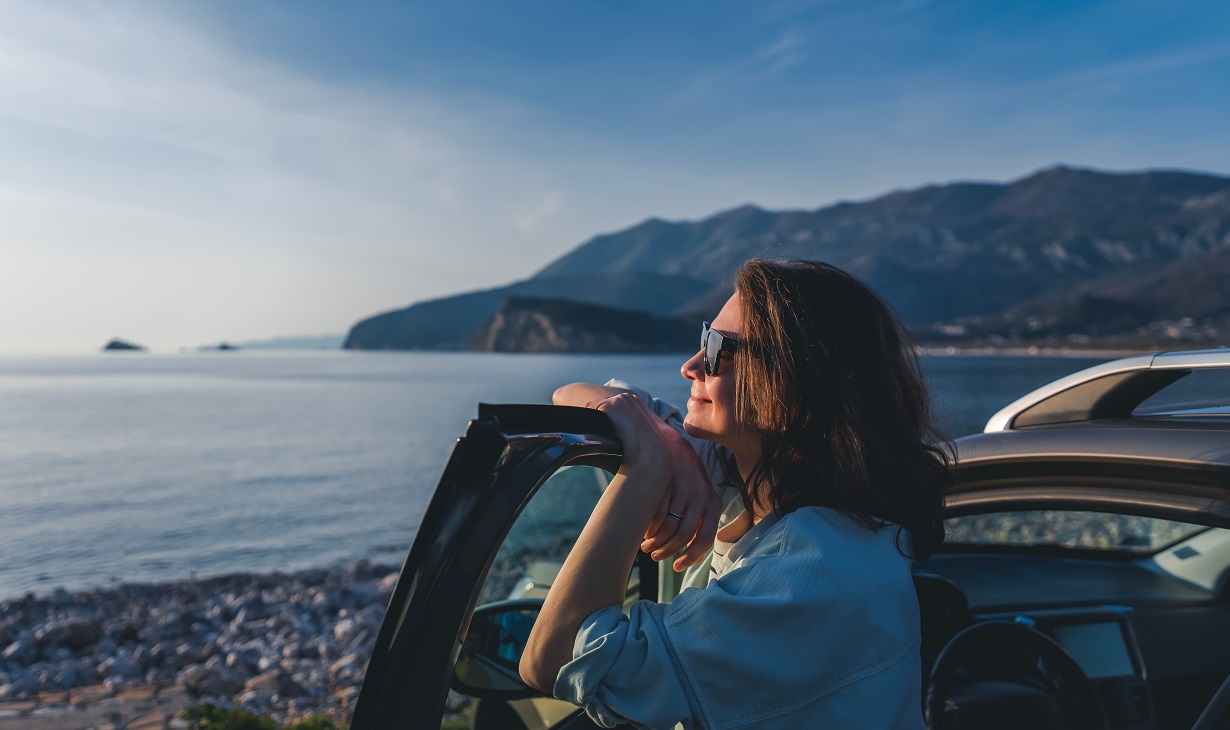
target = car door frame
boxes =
[351,404,649,729]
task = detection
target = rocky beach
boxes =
[0,562,398,729]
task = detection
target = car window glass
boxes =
[944,510,1205,553]
[446,463,631,730]
[1133,368,1230,416]
[477,464,619,605]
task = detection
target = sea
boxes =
[0,351,1109,601]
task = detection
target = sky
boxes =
[1,0,1228,352]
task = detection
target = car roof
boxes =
[957,349,1230,482]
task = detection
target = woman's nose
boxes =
[681,350,704,382]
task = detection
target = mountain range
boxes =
[343,165,1230,351]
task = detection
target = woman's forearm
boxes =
[520,467,667,692]
[552,382,630,407]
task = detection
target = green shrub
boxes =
[286,715,345,730]
[182,704,347,730]
[182,704,275,730]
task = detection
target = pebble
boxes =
[0,561,399,725]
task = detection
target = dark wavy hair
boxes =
[731,259,950,559]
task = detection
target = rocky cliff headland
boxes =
[466,297,695,353]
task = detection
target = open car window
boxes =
[446,462,639,730]
[943,510,1207,555]
[478,465,620,606]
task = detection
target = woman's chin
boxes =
[682,418,716,441]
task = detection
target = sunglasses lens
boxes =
[702,322,719,376]
[700,323,711,375]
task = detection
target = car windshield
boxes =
[943,510,1208,554]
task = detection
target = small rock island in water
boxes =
[101,338,147,352]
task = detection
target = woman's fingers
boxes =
[642,493,669,546]
[674,493,721,571]
[642,498,685,554]
[647,505,700,562]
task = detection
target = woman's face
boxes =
[681,293,744,449]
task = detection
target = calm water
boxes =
[0,351,1107,600]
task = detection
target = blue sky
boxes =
[2,0,1228,351]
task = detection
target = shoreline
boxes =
[917,344,1148,358]
[918,341,1228,358]
[0,560,400,726]
[5,343,1224,360]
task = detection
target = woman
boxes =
[520,259,949,729]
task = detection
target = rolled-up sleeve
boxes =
[554,604,694,730]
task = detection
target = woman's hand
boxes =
[641,428,722,572]
[570,386,720,573]
[555,382,723,572]
[591,392,671,480]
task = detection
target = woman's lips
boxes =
[688,396,710,406]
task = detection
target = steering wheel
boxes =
[925,621,1108,730]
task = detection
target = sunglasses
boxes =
[701,321,739,376]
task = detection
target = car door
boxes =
[351,403,650,730]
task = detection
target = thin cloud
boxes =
[0,2,597,348]
[1013,44,1230,95]
[0,1,641,249]
[671,29,810,107]
[515,188,565,235]
[0,3,462,231]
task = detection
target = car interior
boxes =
[453,482,1230,730]
[916,511,1230,730]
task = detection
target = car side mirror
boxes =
[453,599,545,699]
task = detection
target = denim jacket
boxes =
[554,506,924,729]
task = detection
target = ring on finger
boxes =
[666,511,684,521]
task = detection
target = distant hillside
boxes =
[345,165,1230,350]
[467,297,694,353]
[942,245,1230,345]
